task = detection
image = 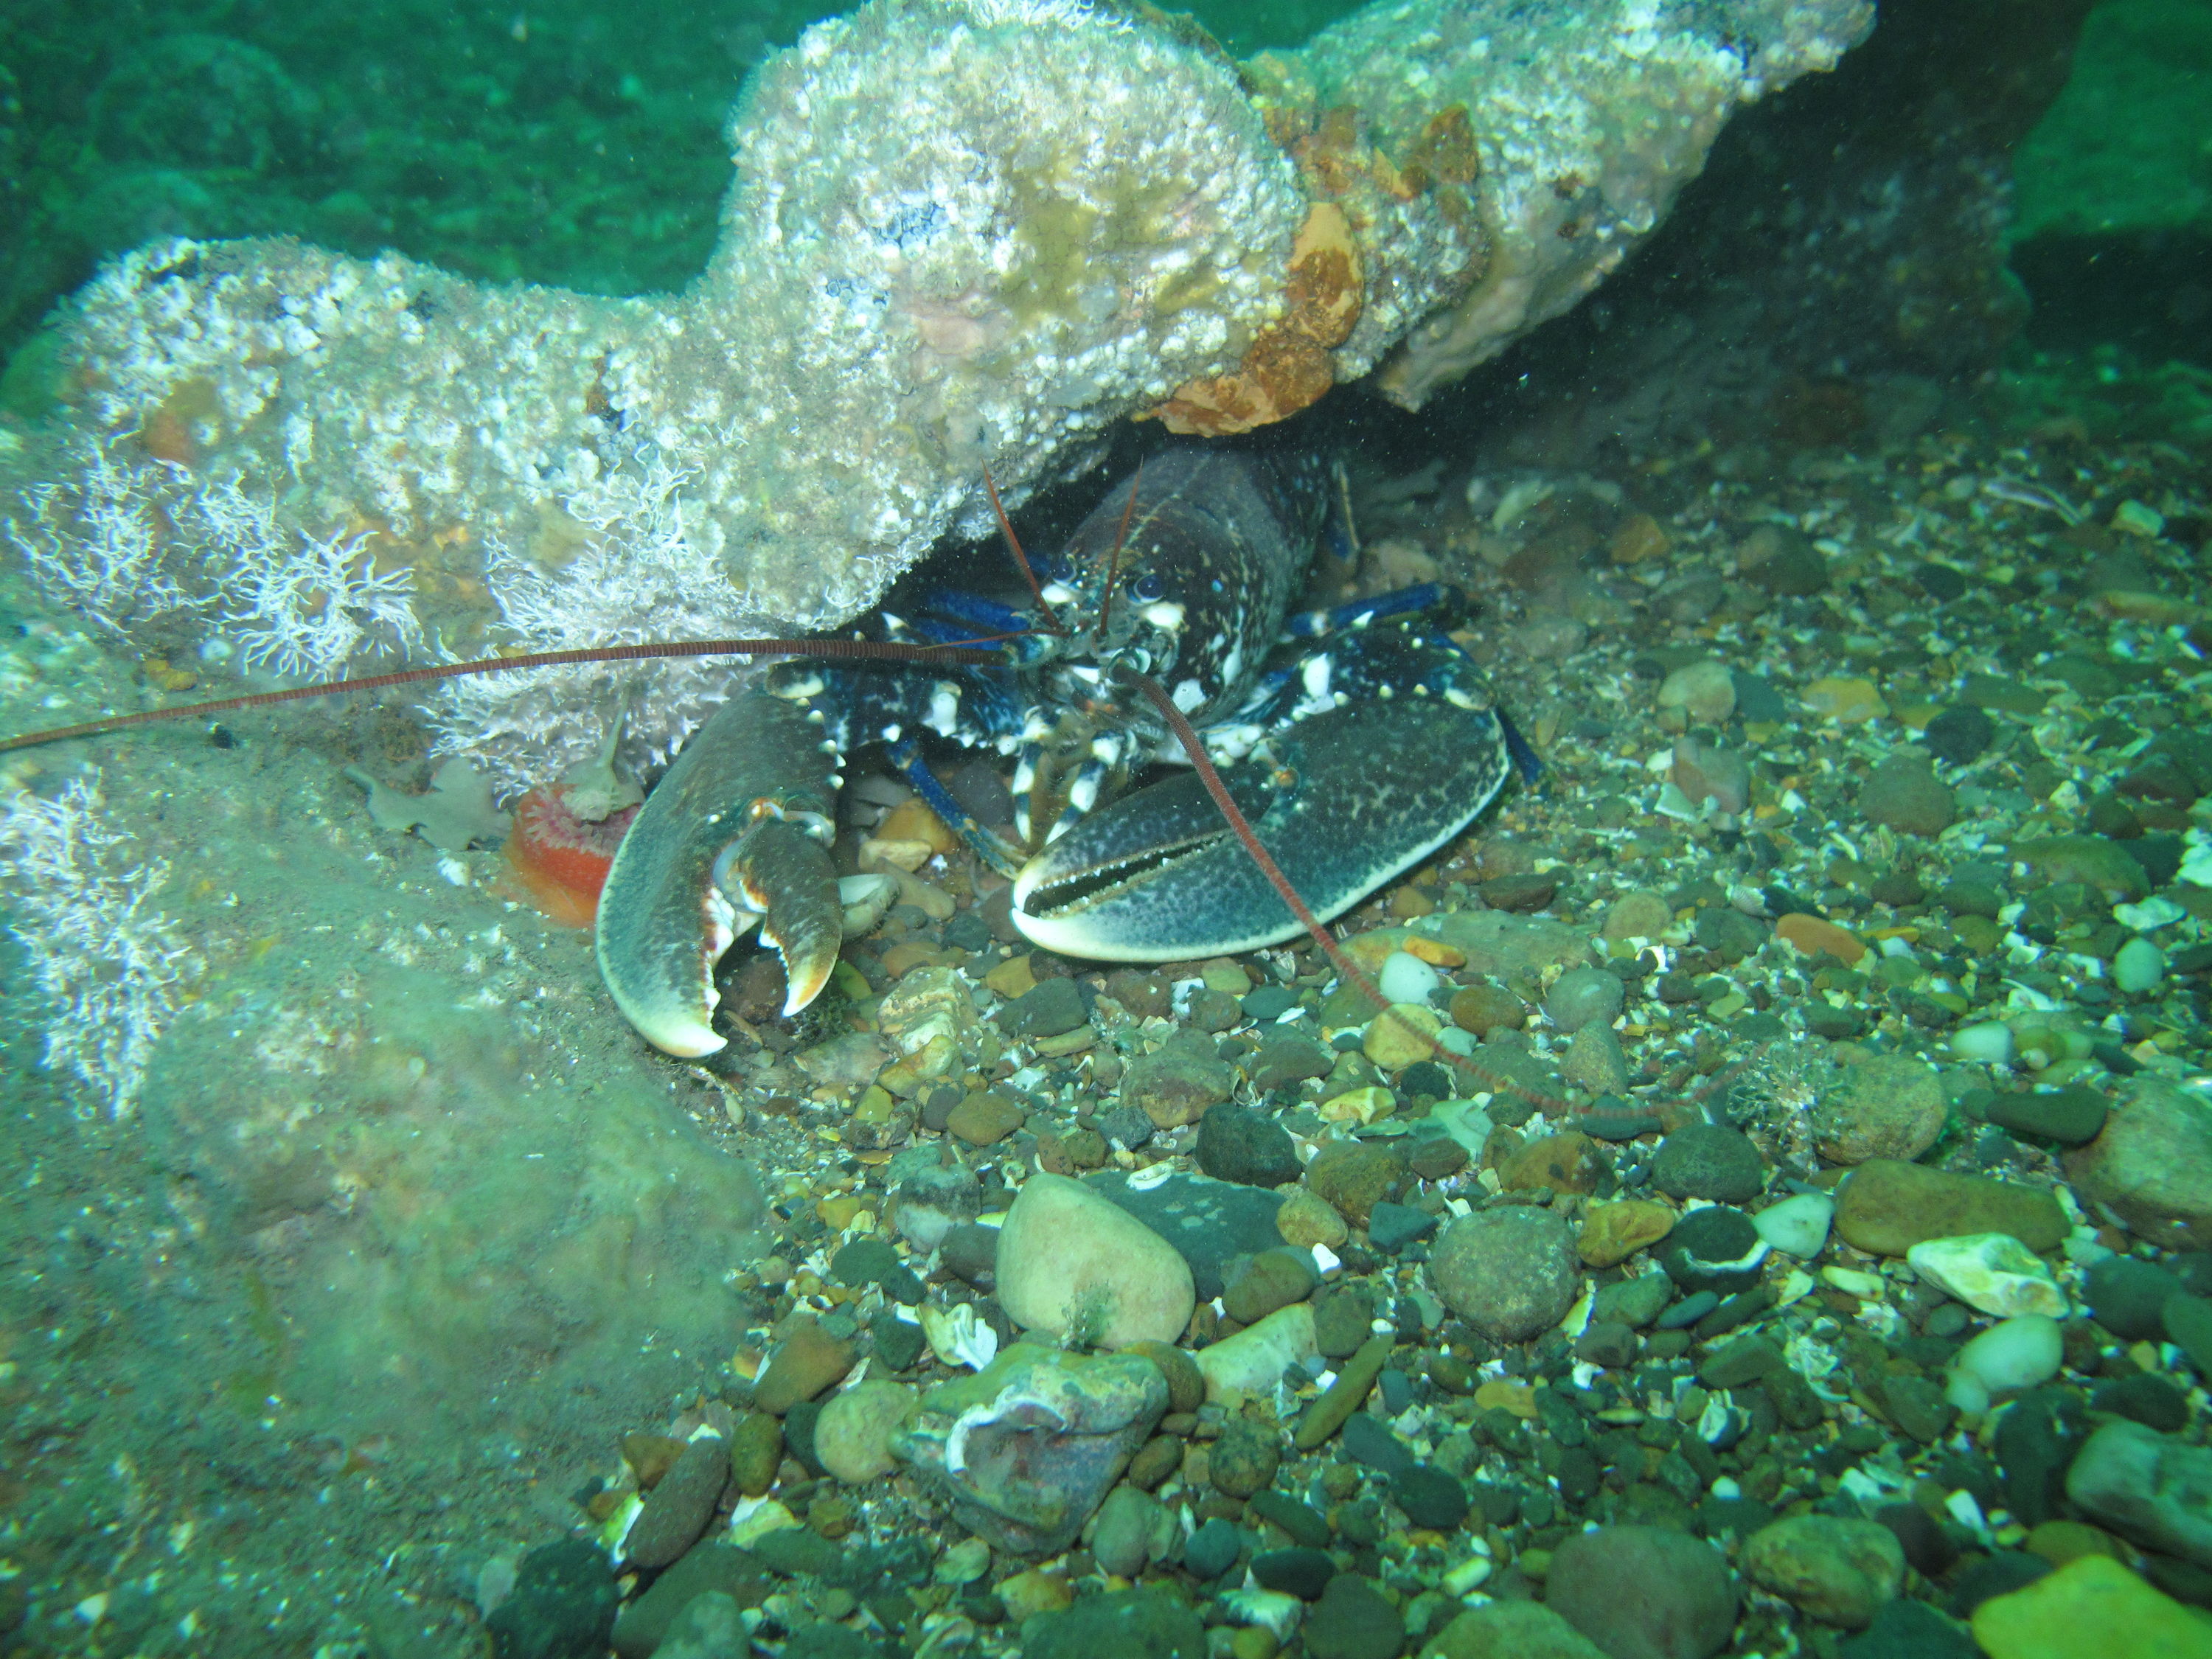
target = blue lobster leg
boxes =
[1284,581,1464,639]
[887,737,1027,880]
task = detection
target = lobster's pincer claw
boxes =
[596,692,843,1057]
[1010,686,1514,962]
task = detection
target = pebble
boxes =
[1742,1514,1906,1629]
[997,975,1090,1038]
[488,1537,622,1659]
[1593,1272,1675,1329]
[1655,1206,1768,1294]
[728,1412,783,1497]
[994,1172,1196,1348]
[1364,1003,1444,1069]
[1304,1140,1407,1226]
[1089,1485,1172,1578]
[1907,1233,2067,1318]
[754,1317,859,1414]
[1303,1573,1404,1659]
[1427,1207,1579,1341]
[1276,1188,1350,1250]
[1924,705,1997,765]
[1121,1028,1236,1129]
[1834,1160,2067,1256]
[1603,892,1674,939]
[1184,1516,1244,1581]
[1545,1524,1739,1659]
[1579,1199,1676,1268]
[1858,753,1956,837]
[1544,967,1625,1032]
[1776,913,1866,964]
[1752,1192,1834,1257]
[1197,1103,1302,1188]
[620,1436,731,1569]
[1194,1304,1318,1402]
[1948,1315,2065,1408]
[1394,1463,1470,1531]
[2065,1419,2212,1569]
[2112,936,2166,994]
[2090,1371,2190,1433]
[1377,950,1444,1005]
[813,1380,914,1484]
[1657,1290,1721,1329]
[946,1090,1024,1146]
[1449,981,1528,1034]
[1813,1055,1949,1165]
[1652,1124,1767,1204]
[1251,1548,1338,1600]
[1340,1411,1415,1476]
[2163,1293,2212,1380]
[2065,1077,2212,1251]
[1972,1554,2212,1659]
[1222,1249,1318,1325]
[1022,1586,1206,1659]
[1499,1131,1607,1195]
[1658,660,1737,725]
[1988,1088,2110,1147]
[1294,1334,1392,1451]
[1209,1416,1282,1498]
[1366,1200,1437,1254]
[1423,1601,1613,1659]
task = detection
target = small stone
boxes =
[1776,912,1867,963]
[2065,1077,2212,1250]
[1500,1131,1607,1195]
[1655,1206,1767,1294]
[997,976,1089,1039]
[1988,1088,2109,1147]
[1020,1585,1205,1659]
[813,1380,914,1484]
[1906,1234,2067,1318]
[1090,1485,1172,1579]
[1480,871,1558,912]
[1658,659,1737,725]
[1197,1104,1302,1188]
[1545,1524,1739,1659]
[1739,524,1829,594]
[1971,1554,2212,1659]
[1277,1188,1349,1250]
[1194,1303,1318,1401]
[1294,1334,1391,1452]
[1575,1321,1640,1368]
[2090,1371,2190,1433]
[1251,1548,1338,1600]
[1563,1022,1632,1093]
[1545,967,1624,1033]
[1222,1249,1318,1325]
[1697,1335,1783,1390]
[1859,754,1956,837]
[995,1172,1196,1347]
[947,1091,1025,1147]
[1124,1340,1206,1416]
[1310,1283,1373,1359]
[1247,1030,1334,1092]
[1834,1161,2066,1256]
[1652,1123,1766,1204]
[728,1412,784,1497]
[1814,1055,1949,1165]
[1364,1003,1444,1069]
[1304,1573,1405,1659]
[1803,676,1885,723]
[1742,1514,1905,1629]
[1579,1199,1675,1268]
[1752,1193,1834,1258]
[1210,1416,1283,1499]
[1593,1273,1674,1329]
[754,1317,858,1415]
[1340,1411,1414,1475]
[622,1437,732,1568]
[2008,836,2150,902]
[1924,705,1998,765]
[1366,1200,1436,1254]
[1425,1601,1613,1659]
[1603,892,1674,940]
[1184,1516,1243,1581]
[1449,982,1528,1035]
[2160,1293,2212,1380]
[1304,1140,1406,1225]
[1394,1464,1470,1530]
[1408,1137,1470,1181]
[1427,1208,1579,1341]
[1952,1315,2065,1400]
[2065,1419,2212,1570]
[1121,1028,1236,1130]
[488,1537,621,1659]
[1377,950,1444,1005]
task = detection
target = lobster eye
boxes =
[1131,571,1165,602]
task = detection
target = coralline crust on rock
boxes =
[8,0,1871,783]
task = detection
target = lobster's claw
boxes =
[596,692,846,1057]
[1009,688,1514,961]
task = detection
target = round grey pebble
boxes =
[1183,1517,1243,1582]
[1545,966,1626,1033]
[1652,1123,1767,1205]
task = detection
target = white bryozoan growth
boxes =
[0,776,200,1118]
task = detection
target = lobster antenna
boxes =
[1091,457,1144,640]
[0,635,998,755]
[983,467,1068,637]
[1127,666,1557,1111]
